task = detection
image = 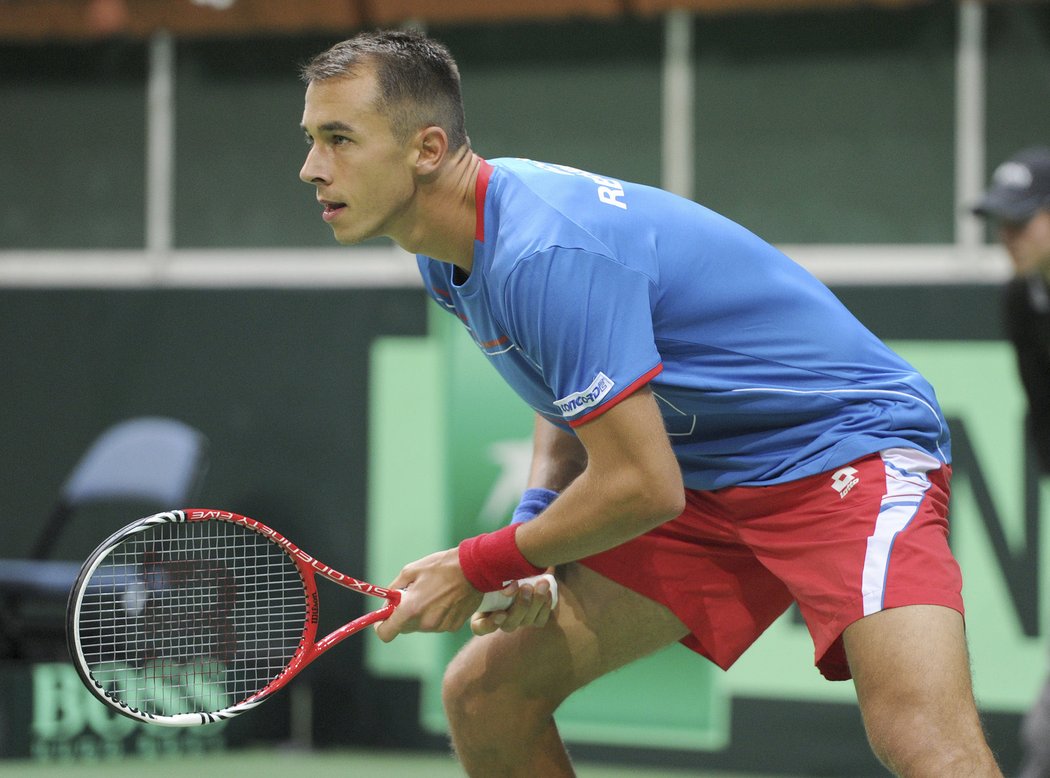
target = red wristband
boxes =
[458,524,544,593]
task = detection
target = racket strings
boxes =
[76,520,307,717]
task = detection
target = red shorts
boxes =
[579,447,964,680]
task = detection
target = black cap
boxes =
[973,146,1050,222]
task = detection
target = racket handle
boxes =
[477,573,558,613]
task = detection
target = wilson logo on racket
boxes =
[67,508,557,726]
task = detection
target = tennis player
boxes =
[298,30,1001,777]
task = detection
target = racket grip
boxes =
[477,573,558,613]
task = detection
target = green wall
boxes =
[3,4,1049,249]
[0,43,148,249]
[0,288,427,562]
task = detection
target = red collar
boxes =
[474,158,493,242]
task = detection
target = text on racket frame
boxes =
[183,509,393,598]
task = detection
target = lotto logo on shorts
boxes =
[830,466,860,499]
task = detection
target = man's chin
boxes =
[332,228,366,246]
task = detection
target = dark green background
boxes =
[2,4,1049,249]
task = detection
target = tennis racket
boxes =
[66,508,557,726]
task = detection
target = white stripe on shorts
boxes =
[861,447,943,616]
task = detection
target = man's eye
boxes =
[332,135,351,145]
[303,134,314,146]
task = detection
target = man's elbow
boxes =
[621,470,685,529]
[649,480,686,524]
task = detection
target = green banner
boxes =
[0,662,224,761]
[366,318,1047,745]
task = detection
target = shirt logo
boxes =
[554,372,616,417]
[830,466,860,499]
[527,161,628,210]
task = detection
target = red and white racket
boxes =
[66,508,556,726]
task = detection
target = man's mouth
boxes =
[321,201,347,223]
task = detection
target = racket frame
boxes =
[66,508,399,726]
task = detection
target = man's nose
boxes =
[300,146,328,185]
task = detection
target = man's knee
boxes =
[442,637,495,727]
[854,651,997,776]
[861,699,966,775]
[442,634,562,733]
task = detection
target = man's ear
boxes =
[415,126,449,176]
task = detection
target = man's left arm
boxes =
[374,385,683,641]
[513,386,684,566]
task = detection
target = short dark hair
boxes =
[301,29,468,151]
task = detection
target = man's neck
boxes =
[396,148,482,272]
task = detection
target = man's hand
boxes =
[373,548,481,642]
[470,573,556,636]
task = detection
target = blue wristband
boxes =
[511,487,559,524]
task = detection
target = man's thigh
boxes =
[449,562,691,702]
[843,604,999,773]
[845,604,981,735]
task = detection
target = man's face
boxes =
[299,68,416,245]
[998,209,1050,276]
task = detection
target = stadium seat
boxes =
[0,416,210,659]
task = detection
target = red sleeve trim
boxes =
[474,158,494,242]
[567,363,663,428]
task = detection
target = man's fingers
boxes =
[500,581,551,632]
[470,610,507,636]
[373,587,417,642]
[373,619,397,643]
[470,579,554,635]
[374,604,407,643]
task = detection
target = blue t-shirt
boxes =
[418,158,950,490]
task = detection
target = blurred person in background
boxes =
[974,146,1050,778]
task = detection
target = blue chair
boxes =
[0,416,209,658]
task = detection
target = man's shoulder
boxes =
[484,160,620,263]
